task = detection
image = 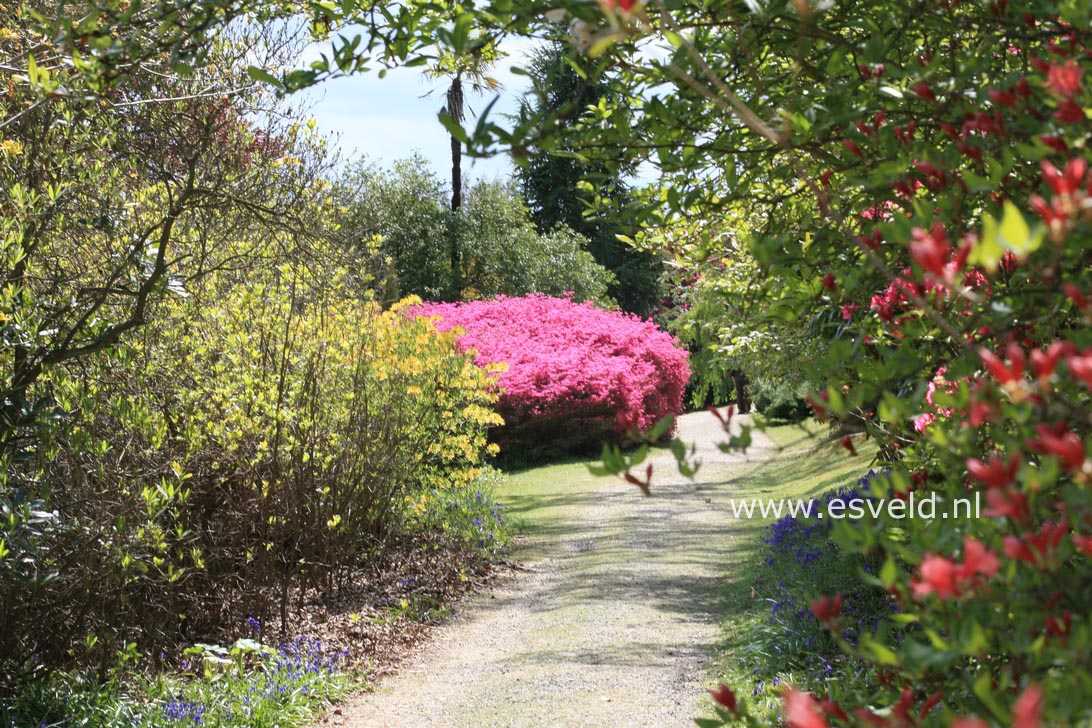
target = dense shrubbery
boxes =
[411,294,690,457]
[0,261,503,677]
[330,156,616,305]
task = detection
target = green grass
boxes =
[497,456,608,561]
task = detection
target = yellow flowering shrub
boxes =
[35,262,502,647]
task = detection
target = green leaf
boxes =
[998,200,1043,257]
[970,212,1004,273]
[438,111,470,144]
[860,634,900,665]
[879,556,897,587]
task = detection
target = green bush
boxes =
[329,156,616,305]
[0,262,503,676]
[751,380,811,424]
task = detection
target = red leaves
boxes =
[1003,521,1068,567]
[1027,422,1085,471]
[1064,284,1090,311]
[967,453,1019,488]
[783,689,829,728]
[909,222,952,278]
[959,538,1000,581]
[979,343,1026,385]
[968,452,1028,522]
[1030,341,1075,383]
[707,683,738,712]
[1066,348,1092,388]
[810,593,843,624]
[913,160,950,191]
[1012,684,1044,728]
[600,0,637,11]
[709,404,734,428]
[1041,158,1087,198]
[912,537,998,600]
[988,88,1017,107]
[805,392,828,422]
[1054,98,1085,124]
[911,82,937,101]
[913,555,959,600]
[843,138,864,159]
[840,435,857,456]
[1044,610,1071,642]
[1045,59,1083,97]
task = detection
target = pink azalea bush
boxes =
[410,294,690,456]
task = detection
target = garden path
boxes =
[318,410,771,728]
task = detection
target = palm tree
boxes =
[429,46,501,212]
[426,42,501,299]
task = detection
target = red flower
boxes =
[1074,534,1092,556]
[909,222,951,277]
[966,453,1019,489]
[912,82,937,101]
[958,537,1000,581]
[1067,348,1092,388]
[984,488,1029,522]
[1031,341,1075,382]
[1045,59,1083,97]
[1004,521,1068,567]
[843,138,864,158]
[1054,98,1085,124]
[820,273,837,293]
[600,0,637,10]
[1028,422,1085,471]
[1041,158,1087,197]
[811,594,843,624]
[988,88,1018,107]
[979,343,1025,384]
[840,435,857,456]
[707,683,738,712]
[913,554,958,599]
[783,689,829,728]
[1012,684,1043,728]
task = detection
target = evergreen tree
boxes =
[516,43,662,316]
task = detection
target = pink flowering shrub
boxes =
[411,295,690,456]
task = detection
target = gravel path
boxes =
[320,410,771,728]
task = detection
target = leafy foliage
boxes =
[516,42,664,316]
[329,156,615,304]
[0,259,503,676]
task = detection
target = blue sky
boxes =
[296,39,540,183]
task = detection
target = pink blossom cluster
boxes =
[410,295,690,452]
